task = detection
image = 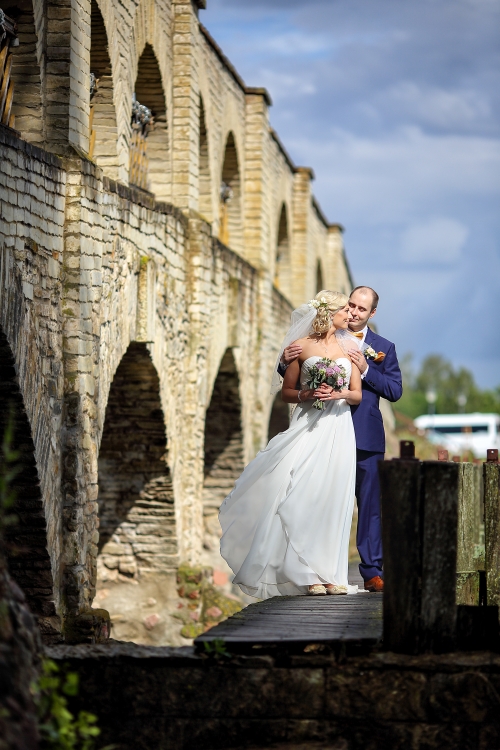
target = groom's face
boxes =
[348,290,377,331]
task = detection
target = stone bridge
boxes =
[0,0,352,643]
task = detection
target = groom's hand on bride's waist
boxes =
[281,343,302,367]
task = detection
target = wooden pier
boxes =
[196,564,382,653]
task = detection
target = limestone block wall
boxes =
[194,23,247,242]
[0,125,65,631]
[0,0,358,644]
[6,0,352,307]
[0,123,291,636]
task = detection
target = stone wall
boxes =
[0,0,356,644]
[0,126,65,632]
[49,643,500,749]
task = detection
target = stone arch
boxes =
[0,325,55,623]
[268,393,289,442]
[7,0,44,143]
[198,95,212,221]
[202,348,244,545]
[316,260,324,293]
[97,342,177,583]
[220,131,243,255]
[89,0,119,178]
[133,43,170,200]
[274,203,291,296]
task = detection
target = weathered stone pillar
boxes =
[290,167,314,306]
[60,156,109,641]
[171,0,200,212]
[325,224,352,295]
[243,88,282,450]
[177,212,213,565]
[45,0,91,156]
[244,88,272,271]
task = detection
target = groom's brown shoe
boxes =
[364,576,384,592]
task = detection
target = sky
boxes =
[200,0,500,390]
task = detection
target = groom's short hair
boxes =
[350,286,379,311]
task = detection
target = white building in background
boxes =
[414,413,500,459]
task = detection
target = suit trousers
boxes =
[355,449,384,581]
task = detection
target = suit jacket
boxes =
[351,328,402,453]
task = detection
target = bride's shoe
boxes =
[308,584,327,596]
[325,584,348,595]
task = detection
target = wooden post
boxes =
[484,453,500,607]
[456,463,483,605]
[379,446,460,653]
[420,461,459,652]
[379,456,421,654]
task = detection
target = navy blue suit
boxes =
[351,328,402,580]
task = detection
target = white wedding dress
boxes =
[219,356,357,599]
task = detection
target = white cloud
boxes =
[259,69,316,99]
[262,31,329,56]
[400,218,469,265]
[287,127,500,227]
[201,0,500,388]
[379,82,492,130]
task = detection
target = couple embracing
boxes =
[219,287,402,598]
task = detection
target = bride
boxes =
[219,290,362,598]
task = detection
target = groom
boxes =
[279,286,402,592]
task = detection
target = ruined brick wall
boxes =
[0,126,65,632]
[0,0,355,644]
[49,644,500,750]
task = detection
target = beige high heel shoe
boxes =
[308,584,327,596]
[325,584,348,595]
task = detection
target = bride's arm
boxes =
[281,360,316,404]
[346,362,362,405]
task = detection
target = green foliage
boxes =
[399,354,500,420]
[176,565,242,641]
[34,660,115,750]
[203,639,230,659]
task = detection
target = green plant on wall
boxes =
[0,412,112,749]
[34,659,116,750]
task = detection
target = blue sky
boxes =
[201,0,500,389]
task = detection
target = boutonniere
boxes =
[365,346,386,363]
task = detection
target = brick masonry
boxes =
[0,0,355,643]
[48,643,500,749]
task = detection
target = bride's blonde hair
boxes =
[311,290,349,334]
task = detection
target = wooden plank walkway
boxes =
[196,564,383,652]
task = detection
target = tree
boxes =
[398,354,500,419]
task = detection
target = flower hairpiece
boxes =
[308,297,328,310]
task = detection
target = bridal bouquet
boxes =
[306,358,349,411]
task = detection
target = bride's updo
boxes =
[311,290,349,334]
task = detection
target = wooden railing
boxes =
[129,95,152,191]
[0,10,17,129]
[379,443,500,653]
